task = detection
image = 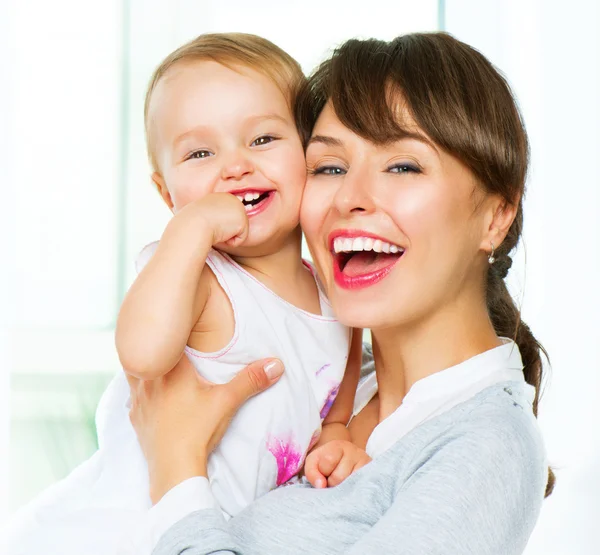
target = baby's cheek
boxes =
[169,176,216,210]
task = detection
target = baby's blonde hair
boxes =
[144,32,305,172]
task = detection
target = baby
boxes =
[4,33,369,555]
[115,31,368,509]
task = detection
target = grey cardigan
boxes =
[154,380,547,555]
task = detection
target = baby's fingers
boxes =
[304,451,327,489]
[327,455,356,488]
[305,443,345,489]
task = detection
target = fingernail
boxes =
[264,359,283,380]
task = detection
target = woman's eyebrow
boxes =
[307,135,344,148]
[390,133,440,158]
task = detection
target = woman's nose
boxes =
[332,167,375,216]
[221,150,254,181]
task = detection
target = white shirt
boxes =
[355,338,531,458]
[131,338,532,554]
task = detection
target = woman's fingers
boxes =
[126,355,283,502]
[222,358,284,412]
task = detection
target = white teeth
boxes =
[352,237,364,251]
[332,236,403,255]
[236,192,263,203]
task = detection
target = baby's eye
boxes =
[311,166,346,176]
[251,135,278,147]
[187,150,213,160]
[388,163,421,174]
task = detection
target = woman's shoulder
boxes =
[399,380,548,486]
[459,380,545,447]
[372,380,547,488]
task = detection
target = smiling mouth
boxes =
[332,236,405,287]
[234,191,272,212]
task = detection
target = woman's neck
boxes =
[371,298,502,422]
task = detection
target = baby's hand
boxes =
[202,193,249,247]
[175,192,249,248]
[304,440,371,489]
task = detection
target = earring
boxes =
[488,242,496,264]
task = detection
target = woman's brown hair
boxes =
[296,32,554,497]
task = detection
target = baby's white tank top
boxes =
[96,243,350,517]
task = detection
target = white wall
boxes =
[0,0,14,524]
[10,0,122,332]
[7,0,125,515]
[445,1,600,553]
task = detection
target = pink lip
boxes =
[228,187,274,195]
[329,229,403,290]
[245,190,275,218]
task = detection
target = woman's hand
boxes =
[127,355,284,503]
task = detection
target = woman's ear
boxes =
[479,195,519,251]
[152,172,175,213]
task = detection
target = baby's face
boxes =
[148,60,306,251]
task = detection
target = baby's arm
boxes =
[116,193,248,379]
[304,329,372,488]
[317,328,363,444]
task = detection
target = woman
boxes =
[128,32,553,554]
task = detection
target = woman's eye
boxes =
[388,163,421,174]
[187,150,212,160]
[251,135,277,147]
[311,166,346,176]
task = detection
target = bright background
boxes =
[1,1,598,553]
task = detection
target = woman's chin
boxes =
[329,297,390,330]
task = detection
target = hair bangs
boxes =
[297,39,423,147]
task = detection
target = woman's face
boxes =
[301,103,493,330]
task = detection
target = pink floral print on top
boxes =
[266,434,305,486]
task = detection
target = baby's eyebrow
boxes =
[173,125,213,148]
[245,113,290,126]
